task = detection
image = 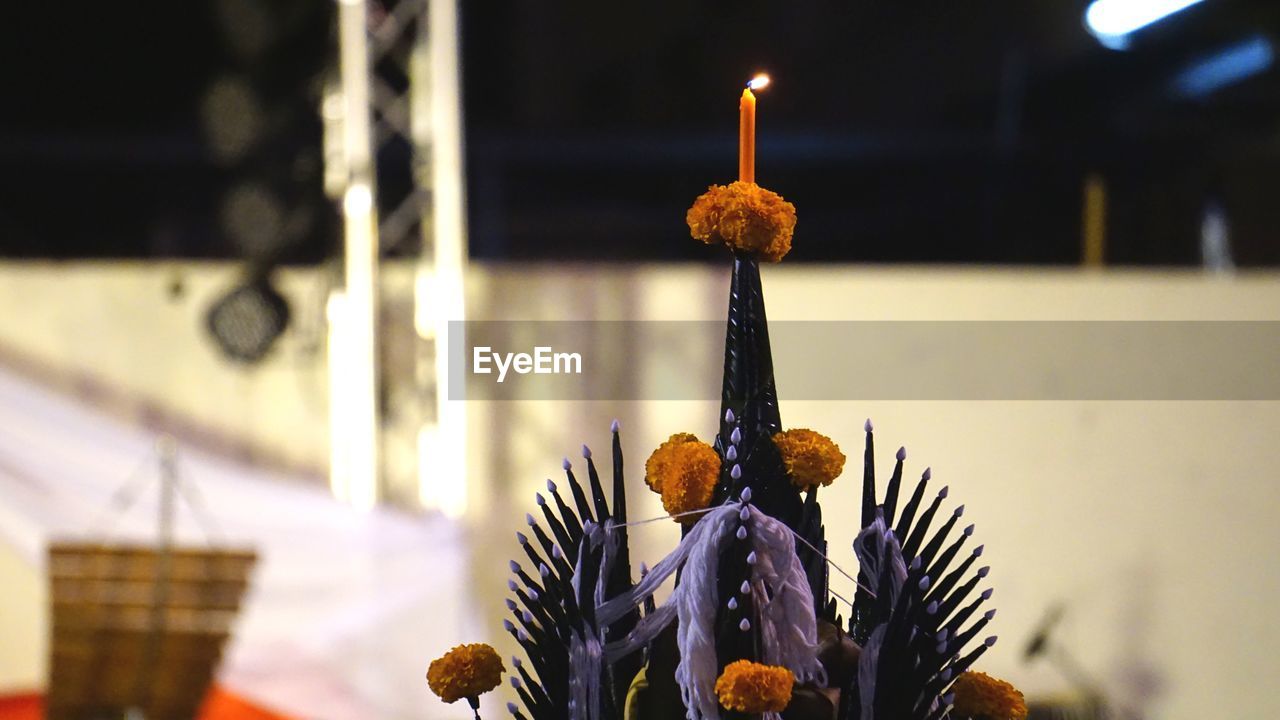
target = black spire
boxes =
[712,253,800,528]
[717,253,781,448]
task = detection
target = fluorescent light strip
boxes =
[1086,0,1206,49]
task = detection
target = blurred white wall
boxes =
[0,540,43,692]
[0,262,332,476]
[0,261,1277,719]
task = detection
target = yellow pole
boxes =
[1082,172,1107,268]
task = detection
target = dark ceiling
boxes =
[1,0,1277,265]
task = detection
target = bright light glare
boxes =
[747,74,770,91]
[1172,35,1274,97]
[326,292,350,504]
[418,424,467,518]
[343,183,373,216]
[1085,0,1205,47]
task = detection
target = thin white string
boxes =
[828,587,855,611]
[606,504,726,529]
[785,525,877,598]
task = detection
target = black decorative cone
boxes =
[712,253,801,528]
[716,253,781,454]
[710,252,806,682]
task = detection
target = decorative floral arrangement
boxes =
[427,643,506,714]
[687,181,796,262]
[714,660,796,714]
[429,171,1024,720]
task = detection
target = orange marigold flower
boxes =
[951,671,1028,720]
[643,432,700,493]
[714,659,794,713]
[773,428,846,490]
[644,433,720,522]
[687,181,796,262]
[426,643,505,704]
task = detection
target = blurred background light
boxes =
[1086,0,1207,49]
[1171,34,1275,97]
[220,183,286,258]
[200,76,265,163]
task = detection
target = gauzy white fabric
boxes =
[0,367,479,720]
[594,504,823,720]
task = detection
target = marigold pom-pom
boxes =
[687,181,796,262]
[426,643,505,704]
[643,432,699,492]
[644,433,720,522]
[951,671,1028,720]
[773,428,846,490]
[714,659,794,713]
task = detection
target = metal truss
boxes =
[331,0,468,513]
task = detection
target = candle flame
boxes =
[747,74,770,91]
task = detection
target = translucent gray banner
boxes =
[448,321,1280,400]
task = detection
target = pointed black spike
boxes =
[916,506,963,570]
[611,424,627,524]
[511,607,551,648]
[951,614,993,652]
[517,543,558,584]
[861,422,876,528]
[945,596,995,640]
[893,468,931,542]
[936,572,988,622]
[562,463,597,525]
[797,487,829,615]
[510,681,544,720]
[516,534,572,585]
[512,587,563,638]
[511,660,552,718]
[912,664,958,720]
[510,564,545,598]
[544,481,584,551]
[927,548,982,606]
[949,637,995,678]
[883,447,905,527]
[901,487,948,560]
[923,530,972,603]
[535,497,575,560]
[583,452,612,524]
[526,523,560,570]
[602,426,640,713]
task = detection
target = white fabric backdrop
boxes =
[0,366,482,719]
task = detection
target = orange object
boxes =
[0,686,293,720]
[737,74,769,183]
[0,692,41,720]
[686,181,796,262]
[738,87,756,183]
[199,686,296,720]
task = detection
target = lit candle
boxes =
[738,74,769,184]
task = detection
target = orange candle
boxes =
[738,88,756,183]
[738,74,769,184]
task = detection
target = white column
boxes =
[334,0,380,510]
[414,0,469,517]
